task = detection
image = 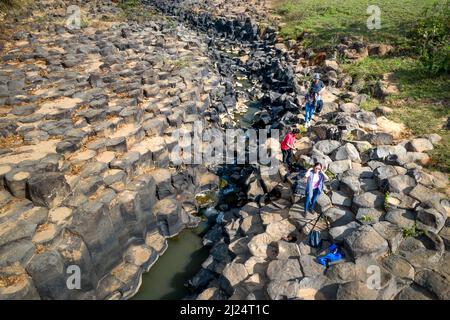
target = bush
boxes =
[411,1,450,74]
[0,0,27,12]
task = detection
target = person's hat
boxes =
[313,73,321,79]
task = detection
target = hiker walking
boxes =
[304,162,327,214]
[281,128,299,167]
[304,91,315,128]
[310,73,325,114]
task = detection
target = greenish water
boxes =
[131,221,210,300]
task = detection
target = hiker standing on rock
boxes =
[281,128,299,167]
[310,73,325,114]
[304,162,327,214]
[304,91,315,129]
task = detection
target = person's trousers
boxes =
[305,188,321,213]
[282,148,293,165]
[305,102,315,122]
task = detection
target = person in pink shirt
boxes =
[304,162,328,214]
[280,128,300,167]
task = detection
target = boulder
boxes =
[243,273,265,292]
[26,173,70,208]
[381,255,414,281]
[238,202,260,218]
[398,232,444,269]
[356,208,384,225]
[324,207,355,227]
[313,140,341,155]
[0,239,35,268]
[331,191,352,208]
[387,175,416,194]
[415,270,450,300]
[343,225,389,259]
[276,241,302,259]
[25,250,69,299]
[239,214,264,236]
[153,198,183,237]
[244,256,269,275]
[325,262,357,283]
[364,132,393,146]
[329,160,351,175]
[329,221,360,242]
[407,138,433,153]
[336,280,378,300]
[228,237,250,256]
[266,280,298,300]
[333,143,361,163]
[376,117,405,140]
[409,184,439,204]
[373,165,398,188]
[340,173,361,196]
[299,255,326,277]
[266,259,303,281]
[247,232,277,258]
[339,103,360,113]
[247,178,264,199]
[416,203,447,234]
[266,219,296,241]
[149,168,175,200]
[386,192,419,210]
[385,209,416,229]
[396,284,436,300]
[352,191,385,212]
[221,263,249,290]
[355,111,377,131]
[0,265,40,300]
[315,193,332,213]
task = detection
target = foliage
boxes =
[384,191,390,210]
[410,1,450,74]
[118,0,157,22]
[402,223,425,238]
[360,215,374,223]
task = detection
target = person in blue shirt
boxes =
[304,91,315,128]
[310,73,325,113]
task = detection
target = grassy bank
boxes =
[273,0,449,173]
[274,0,445,48]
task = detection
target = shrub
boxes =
[0,0,29,13]
[411,1,450,74]
[402,223,425,238]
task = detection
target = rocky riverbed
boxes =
[144,0,450,300]
[0,0,449,300]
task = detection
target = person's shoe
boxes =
[304,122,308,129]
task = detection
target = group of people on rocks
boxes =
[279,73,342,262]
[280,73,327,215]
[280,72,325,166]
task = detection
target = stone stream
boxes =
[0,0,449,300]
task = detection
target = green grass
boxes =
[0,0,32,16]
[118,0,159,22]
[168,57,191,70]
[275,0,446,48]
[342,55,450,173]
[342,56,450,101]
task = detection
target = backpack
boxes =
[315,99,323,114]
[307,230,322,248]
